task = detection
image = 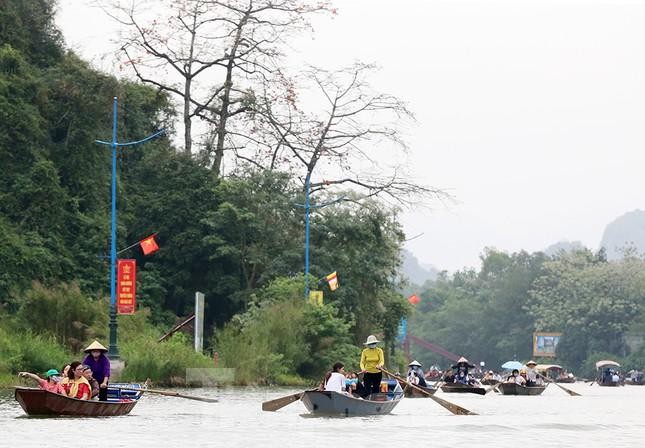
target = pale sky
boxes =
[56,0,645,272]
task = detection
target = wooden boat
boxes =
[403,384,437,397]
[480,379,500,386]
[300,390,403,416]
[497,382,546,396]
[595,360,624,387]
[536,364,576,383]
[15,387,140,416]
[441,382,486,395]
[107,382,145,401]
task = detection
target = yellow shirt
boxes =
[360,347,385,373]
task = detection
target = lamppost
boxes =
[96,97,164,359]
[297,172,344,299]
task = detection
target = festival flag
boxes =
[140,234,159,255]
[408,294,420,305]
[326,271,339,291]
[309,290,324,306]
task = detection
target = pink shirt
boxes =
[38,378,66,395]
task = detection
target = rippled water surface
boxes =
[2,383,644,447]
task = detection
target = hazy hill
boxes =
[600,209,645,260]
[401,249,439,286]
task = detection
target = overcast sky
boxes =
[56,0,645,272]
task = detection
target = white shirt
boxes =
[324,372,346,393]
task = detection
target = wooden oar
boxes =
[262,391,306,412]
[379,367,477,416]
[538,373,580,396]
[114,386,218,403]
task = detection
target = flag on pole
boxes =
[140,234,159,255]
[326,271,339,291]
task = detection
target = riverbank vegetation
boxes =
[2,0,645,388]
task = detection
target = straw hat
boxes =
[363,335,380,345]
[526,360,537,366]
[84,340,108,353]
[408,360,422,367]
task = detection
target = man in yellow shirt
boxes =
[359,334,385,397]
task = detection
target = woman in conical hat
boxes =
[407,360,428,387]
[359,334,385,397]
[81,340,110,401]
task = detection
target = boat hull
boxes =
[301,391,402,416]
[15,387,139,416]
[441,383,486,395]
[497,383,546,395]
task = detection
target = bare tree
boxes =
[99,0,331,174]
[252,63,448,206]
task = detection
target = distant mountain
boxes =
[600,209,645,260]
[543,240,585,257]
[401,249,439,286]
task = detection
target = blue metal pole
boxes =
[304,173,311,299]
[108,97,119,359]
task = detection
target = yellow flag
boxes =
[309,290,323,306]
[326,271,339,291]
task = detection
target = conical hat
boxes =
[526,360,537,366]
[363,335,380,345]
[408,360,422,367]
[84,340,108,353]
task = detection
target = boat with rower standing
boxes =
[300,390,403,416]
[14,387,140,417]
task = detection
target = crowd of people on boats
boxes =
[18,340,111,401]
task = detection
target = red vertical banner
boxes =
[117,259,136,315]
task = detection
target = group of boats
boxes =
[12,358,642,418]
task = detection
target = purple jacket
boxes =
[82,353,111,384]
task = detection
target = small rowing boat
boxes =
[441,383,486,395]
[15,387,140,416]
[496,382,546,396]
[300,390,403,416]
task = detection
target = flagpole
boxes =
[95,97,164,360]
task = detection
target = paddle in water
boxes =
[114,386,218,403]
[379,367,477,416]
[538,373,581,396]
[262,391,307,412]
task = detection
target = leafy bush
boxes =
[0,325,71,379]
[15,282,105,352]
[215,276,361,385]
[120,332,212,386]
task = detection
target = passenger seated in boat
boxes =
[408,371,420,385]
[407,360,428,387]
[611,371,620,384]
[81,365,100,399]
[442,368,454,383]
[64,361,92,400]
[505,369,526,385]
[18,369,66,395]
[455,370,470,385]
[323,362,349,394]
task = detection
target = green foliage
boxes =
[120,332,213,386]
[529,251,645,368]
[214,276,360,384]
[15,282,105,352]
[412,250,547,369]
[0,325,71,377]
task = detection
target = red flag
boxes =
[140,234,159,255]
[408,294,420,305]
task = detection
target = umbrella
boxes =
[501,361,523,370]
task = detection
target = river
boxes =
[1,383,643,447]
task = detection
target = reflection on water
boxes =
[2,384,644,447]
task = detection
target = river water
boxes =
[1,383,643,447]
